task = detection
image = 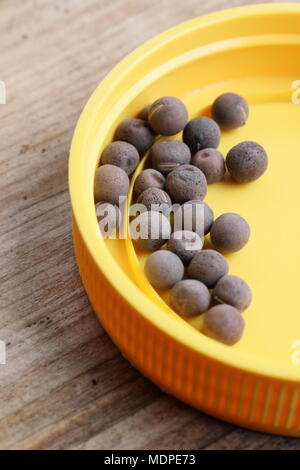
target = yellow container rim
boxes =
[69,3,300,384]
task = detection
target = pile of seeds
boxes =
[94,93,268,346]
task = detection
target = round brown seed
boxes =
[212,93,249,130]
[137,187,172,215]
[183,117,221,153]
[226,141,268,183]
[192,148,225,184]
[170,279,210,317]
[210,213,250,253]
[167,230,203,265]
[134,169,165,197]
[137,105,151,121]
[94,164,129,205]
[188,249,228,288]
[145,250,184,290]
[130,210,171,251]
[213,275,252,312]
[165,165,207,204]
[101,141,140,175]
[115,118,156,154]
[202,304,245,345]
[148,96,188,136]
[150,140,191,174]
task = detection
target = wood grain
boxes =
[0,0,299,450]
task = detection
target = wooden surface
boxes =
[1,0,300,450]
